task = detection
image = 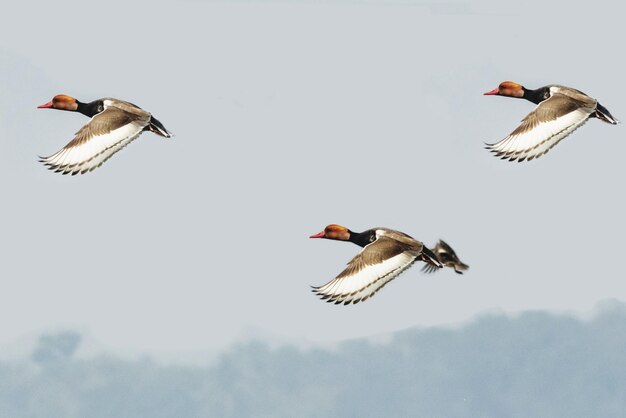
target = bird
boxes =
[37,94,173,175]
[309,224,443,305]
[483,81,618,162]
[421,239,469,275]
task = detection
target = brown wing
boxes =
[338,237,416,279]
[486,93,595,162]
[512,94,588,134]
[312,237,421,305]
[68,107,148,148]
[550,85,597,106]
[40,107,150,175]
[104,98,152,118]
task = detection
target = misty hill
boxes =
[2,302,626,418]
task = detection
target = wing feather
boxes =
[312,237,420,305]
[40,107,150,175]
[486,94,594,162]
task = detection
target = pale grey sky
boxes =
[0,0,624,356]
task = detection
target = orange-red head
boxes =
[484,81,525,98]
[37,94,79,111]
[309,224,351,241]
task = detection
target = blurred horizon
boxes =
[2,297,624,364]
[2,299,625,417]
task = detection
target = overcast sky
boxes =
[0,0,624,356]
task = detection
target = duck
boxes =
[484,81,618,162]
[421,240,468,274]
[309,224,442,305]
[37,94,173,175]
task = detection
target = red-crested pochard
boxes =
[421,240,468,274]
[37,95,173,175]
[484,82,618,162]
[309,224,442,305]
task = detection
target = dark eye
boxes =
[369,233,376,242]
[543,91,550,99]
[97,103,104,112]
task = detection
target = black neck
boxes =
[349,230,375,247]
[76,100,102,118]
[523,87,549,105]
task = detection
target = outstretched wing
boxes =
[486,94,594,162]
[40,107,150,175]
[312,237,420,305]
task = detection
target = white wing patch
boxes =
[40,120,146,175]
[486,108,592,162]
[312,252,417,305]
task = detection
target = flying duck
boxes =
[421,240,468,274]
[484,82,618,162]
[37,95,173,175]
[309,224,442,305]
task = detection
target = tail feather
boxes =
[420,246,442,270]
[595,102,619,125]
[147,116,174,137]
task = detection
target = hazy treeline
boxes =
[2,303,626,417]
